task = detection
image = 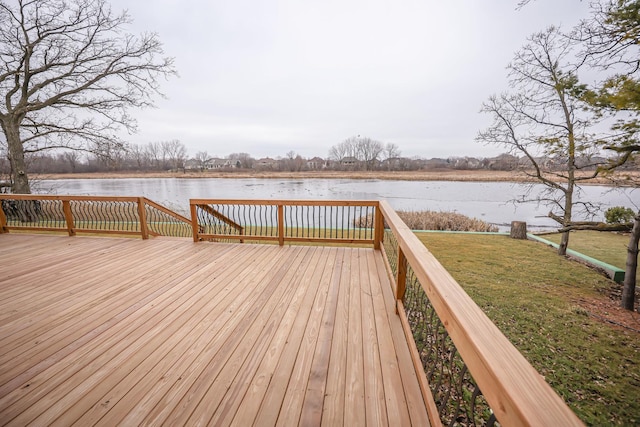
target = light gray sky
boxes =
[110,0,592,159]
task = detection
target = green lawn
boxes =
[415,233,640,426]
[542,231,631,269]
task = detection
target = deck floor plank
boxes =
[0,239,199,359]
[210,246,331,426]
[344,248,366,426]
[273,247,333,426]
[55,244,267,426]
[246,247,324,426]
[108,242,291,427]
[231,247,339,426]
[298,248,345,426]
[185,246,318,426]
[4,245,252,425]
[121,245,299,427]
[0,243,243,399]
[320,241,351,427]
[0,234,429,426]
[360,248,389,426]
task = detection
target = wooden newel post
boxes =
[510,221,527,239]
[0,201,7,234]
[137,198,149,240]
[374,205,384,250]
[278,204,285,246]
[396,248,407,314]
[190,203,200,242]
[62,200,76,236]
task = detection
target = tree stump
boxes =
[510,221,527,239]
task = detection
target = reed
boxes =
[356,210,498,232]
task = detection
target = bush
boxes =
[604,206,635,224]
[355,210,499,232]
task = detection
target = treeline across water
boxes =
[1,139,638,176]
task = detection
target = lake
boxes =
[36,178,638,231]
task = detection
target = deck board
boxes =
[0,234,429,426]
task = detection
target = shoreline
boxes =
[33,169,639,185]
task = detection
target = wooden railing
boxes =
[190,199,382,247]
[0,195,584,425]
[377,200,583,426]
[0,194,192,239]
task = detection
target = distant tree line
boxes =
[1,136,637,177]
[0,140,187,175]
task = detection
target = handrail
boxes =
[190,199,382,247]
[0,194,141,202]
[190,198,380,207]
[0,194,192,239]
[142,197,192,226]
[0,194,585,424]
[198,204,244,232]
[378,200,583,426]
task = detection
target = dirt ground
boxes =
[576,290,640,334]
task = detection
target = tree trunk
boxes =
[510,221,528,239]
[558,231,570,256]
[1,119,31,194]
[558,184,573,256]
[621,211,640,311]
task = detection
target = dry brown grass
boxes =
[355,210,499,232]
[34,169,640,184]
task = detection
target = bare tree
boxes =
[89,140,128,171]
[160,140,186,170]
[477,27,619,256]
[145,142,162,170]
[194,151,211,171]
[355,137,384,170]
[383,143,402,170]
[62,151,81,173]
[328,138,358,162]
[128,143,147,170]
[229,152,254,169]
[283,150,305,172]
[328,135,383,170]
[384,143,401,160]
[0,0,175,193]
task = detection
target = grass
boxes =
[416,233,639,426]
[542,230,633,272]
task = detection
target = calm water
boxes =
[36,178,638,231]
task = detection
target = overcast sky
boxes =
[109,0,592,160]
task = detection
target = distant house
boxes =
[381,157,416,171]
[488,154,519,171]
[211,158,234,169]
[255,157,278,169]
[421,158,448,169]
[340,156,358,167]
[306,157,326,170]
[184,159,200,170]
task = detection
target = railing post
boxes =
[374,204,383,250]
[137,198,149,240]
[277,204,285,246]
[0,202,7,233]
[190,203,200,242]
[396,247,407,315]
[62,200,76,236]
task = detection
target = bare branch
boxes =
[0,0,175,193]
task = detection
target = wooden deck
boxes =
[0,234,429,426]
